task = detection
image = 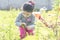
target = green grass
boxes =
[0,9,60,40]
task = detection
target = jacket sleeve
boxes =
[15,14,22,27]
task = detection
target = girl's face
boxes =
[23,11,32,17]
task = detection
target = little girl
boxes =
[15,1,35,40]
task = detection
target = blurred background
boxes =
[0,0,53,10]
[0,0,60,40]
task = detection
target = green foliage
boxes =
[0,9,59,40]
[0,0,60,39]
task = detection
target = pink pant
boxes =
[19,26,34,39]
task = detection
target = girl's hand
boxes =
[26,26,32,30]
[21,23,26,28]
[26,26,34,30]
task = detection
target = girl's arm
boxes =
[15,13,23,27]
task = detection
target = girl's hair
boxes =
[23,1,35,12]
